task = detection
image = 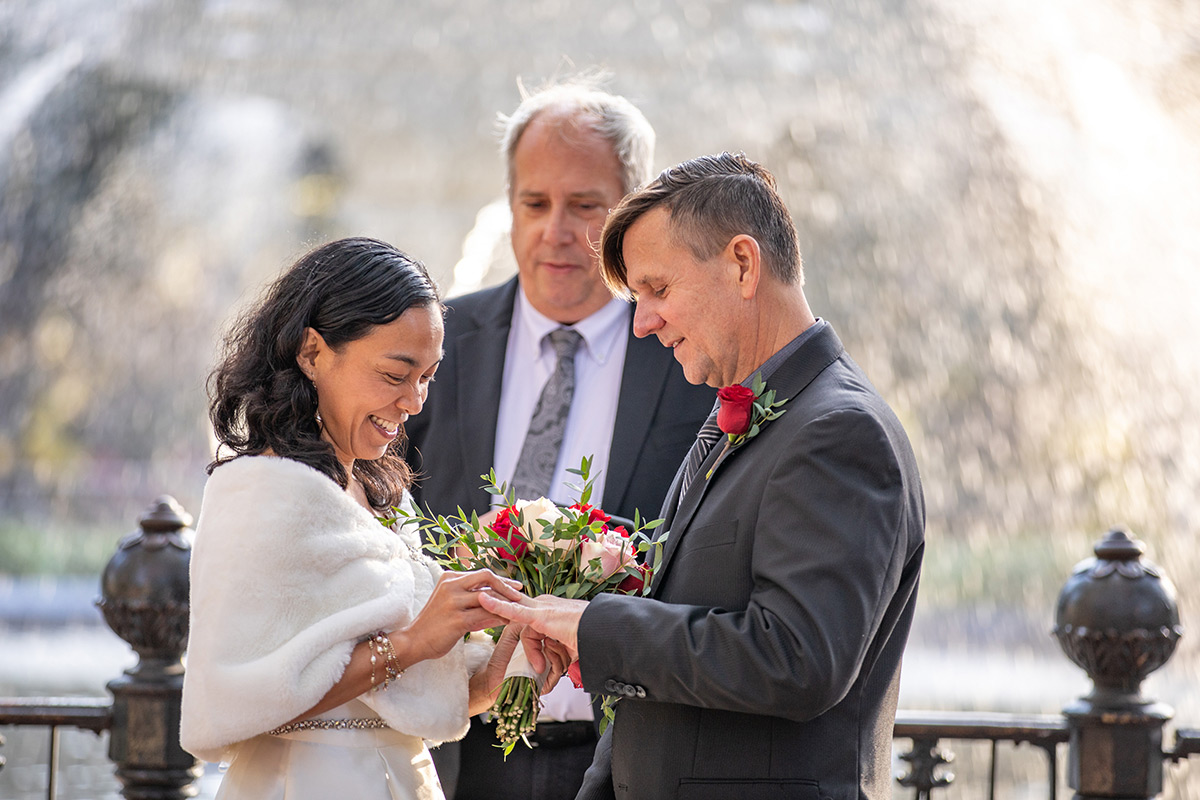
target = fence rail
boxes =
[0,698,112,800]
[1,498,1197,799]
[0,698,112,733]
[894,710,1069,799]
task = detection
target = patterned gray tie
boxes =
[677,408,723,504]
[510,328,583,500]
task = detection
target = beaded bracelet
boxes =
[367,631,403,692]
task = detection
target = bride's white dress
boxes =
[214,700,444,800]
[181,457,492,800]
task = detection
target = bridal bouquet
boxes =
[385,457,662,753]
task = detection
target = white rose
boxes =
[516,497,572,550]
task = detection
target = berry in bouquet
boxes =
[384,456,662,754]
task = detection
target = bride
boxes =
[181,237,565,799]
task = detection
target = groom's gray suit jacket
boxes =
[576,323,926,800]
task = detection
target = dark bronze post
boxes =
[97,496,202,799]
[1053,527,1183,799]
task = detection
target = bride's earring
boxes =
[304,370,323,427]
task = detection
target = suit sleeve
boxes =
[576,406,915,722]
[574,725,616,800]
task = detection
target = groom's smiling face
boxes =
[623,207,747,389]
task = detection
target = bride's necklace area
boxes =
[350,474,432,565]
[347,473,373,511]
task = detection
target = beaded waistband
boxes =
[268,718,390,736]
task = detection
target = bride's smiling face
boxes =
[300,304,443,471]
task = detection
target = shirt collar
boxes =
[741,318,827,387]
[514,285,630,366]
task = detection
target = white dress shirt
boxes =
[493,288,630,507]
[493,286,631,722]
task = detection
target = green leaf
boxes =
[597,694,622,735]
[556,582,585,599]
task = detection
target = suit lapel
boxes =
[649,434,725,593]
[452,278,518,498]
[644,437,690,586]
[649,324,846,595]
[602,323,674,513]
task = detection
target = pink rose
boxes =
[580,532,636,580]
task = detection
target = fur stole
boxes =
[180,456,491,763]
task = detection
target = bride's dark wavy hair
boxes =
[207,237,440,510]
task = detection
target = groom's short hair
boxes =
[599,152,803,298]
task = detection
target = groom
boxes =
[482,152,926,800]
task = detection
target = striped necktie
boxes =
[677,409,723,504]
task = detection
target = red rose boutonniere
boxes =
[716,385,756,435]
[706,372,788,479]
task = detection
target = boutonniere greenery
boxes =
[706,372,788,479]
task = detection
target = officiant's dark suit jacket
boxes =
[575,323,925,800]
[404,275,715,527]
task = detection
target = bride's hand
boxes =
[520,627,571,695]
[398,569,521,664]
[468,624,523,715]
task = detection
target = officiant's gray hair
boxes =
[498,74,655,197]
[598,152,804,298]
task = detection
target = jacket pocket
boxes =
[677,778,822,800]
[679,518,739,551]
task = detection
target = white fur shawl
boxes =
[180,456,491,763]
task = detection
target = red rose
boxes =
[570,502,612,526]
[716,385,757,436]
[567,661,584,689]
[616,563,651,594]
[489,507,528,562]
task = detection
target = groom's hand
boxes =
[478,587,586,662]
[520,627,572,693]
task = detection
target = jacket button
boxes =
[604,679,619,693]
[634,686,646,698]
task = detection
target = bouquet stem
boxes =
[491,675,540,754]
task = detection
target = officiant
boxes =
[403,78,714,800]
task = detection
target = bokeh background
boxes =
[2,0,1199,796]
